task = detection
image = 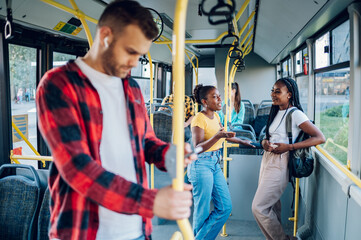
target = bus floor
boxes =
[152,218,294,239]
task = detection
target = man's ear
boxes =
[99,26,113,48]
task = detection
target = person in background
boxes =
[218,82,245,130]
[161,92,195,143]
[252,77,325,240]
[36,1,195,240]
[188,84,254,239]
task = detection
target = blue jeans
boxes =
[187,150,232,240]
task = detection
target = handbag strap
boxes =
[285,108,298,144]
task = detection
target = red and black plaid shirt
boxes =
[36,61,170,240]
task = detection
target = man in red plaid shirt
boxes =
[36,1,194,239]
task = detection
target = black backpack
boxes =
[286,108,314,178]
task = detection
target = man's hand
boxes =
[184,143,197,166]
[153,184,193,220]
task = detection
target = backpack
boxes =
[286,108,314,178]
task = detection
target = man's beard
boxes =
[102,46,128,78]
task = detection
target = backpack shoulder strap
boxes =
[286,108,298,144]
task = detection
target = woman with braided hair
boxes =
[188,84,254,239]
[252,78,325,240]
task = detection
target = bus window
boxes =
[296,75,309,115]
[9,44,38,168]
[132,61,155,102]
[315,32,330,69]
[53,52,77,67]
[332,20,350,65]
[315,68,350,165]
[193,68,217,88]
[295,51,302,74]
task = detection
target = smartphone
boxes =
[185,146,203,158]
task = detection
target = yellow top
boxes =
[191,112,224,152]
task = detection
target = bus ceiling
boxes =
[0,0,354,64]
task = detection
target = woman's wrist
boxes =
[290,144,295,151]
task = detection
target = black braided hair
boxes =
[193,84,216,105]
[265,77,304,139]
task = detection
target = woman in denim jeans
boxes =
[188,84,254,240]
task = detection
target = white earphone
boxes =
[104,37,109,48]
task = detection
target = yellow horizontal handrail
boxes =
[316,146,361,189]
[242,35,253,52]
[237,11,255,40]
[235,0,250,22]
[155,31,228,44]
[11,154,53,162]
[239,25,254,47]
[244,44,252,56]
[40,0,98,24]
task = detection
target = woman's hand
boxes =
[215,127,235,139]
[261,139,274,152]
[272,143,291,154]
[239,139,256,148]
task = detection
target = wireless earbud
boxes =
[104,37,109,48]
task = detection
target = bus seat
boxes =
[234,129,257,141]
[259,126,266,141]
[256,105,271,116]
[147,103,173,116]
[231,123,256,136]
[16,168,49,195]
[0,164,42,240]
[37,187,50,240]
[153,111,173,142]
[241,99,255,125]
[243,105,255,125]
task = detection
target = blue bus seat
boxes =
[153,111,173,142]
[0,164,42,240]
[37,187,51,240]
[241,99,255,125]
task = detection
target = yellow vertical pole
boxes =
[172,0,194,239]
[221,48,232,237]
[288,178,300,236]
[191,54,199,113]
[293,178,300,236]
[148,52,155,189]
[68,0,93,47]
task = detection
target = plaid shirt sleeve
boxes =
[36,70,157,218]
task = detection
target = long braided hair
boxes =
[265,77,303,139]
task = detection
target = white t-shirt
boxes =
[269,107,309,144]
[75,59,143,240]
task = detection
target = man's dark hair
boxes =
[98,0,158,40]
